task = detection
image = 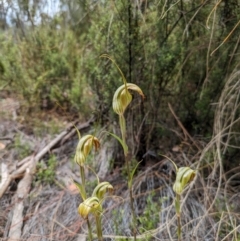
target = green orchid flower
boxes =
[113,83,144,116]
[74,134,100,166]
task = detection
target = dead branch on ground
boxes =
[0,118,94,240]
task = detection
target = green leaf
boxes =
[72,179,86,200]
[104,131,128,155]
[128,160,143,188]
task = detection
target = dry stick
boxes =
[0,131,67,199]
[16,156,31,167]
[168,103,201,151]
[8,157,35,241]
[0,163,11,198]
[7,128,70,241]
[210,19,240,56]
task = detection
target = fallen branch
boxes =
[8,158,35,241]
[0,163,11,198]
[17,156,31,167]
[0,118,94,199]
[6,118,94,240]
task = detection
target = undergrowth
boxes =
[14,134,32,160]
[35,154,57,185]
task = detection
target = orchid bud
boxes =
[78,196,102,219]
[74,135,100,166]
[173,167,196,195]
[113,83,144,115]
[92,182,113,200]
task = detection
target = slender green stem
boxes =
[177,215,181,241]
[95,215,103,241]
[119,115,127,152]
[120,114,137,241]
[80,165,86,200]
[86,217,93,241]
[129,177,137,241]
[80,165,93,239]
[175,194,181,241]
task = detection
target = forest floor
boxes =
[1,97,240,241]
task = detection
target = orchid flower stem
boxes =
[126,153,137,241]
[80,166,86,200]
[129,180,137,241]
[86,217,93,241]
[119,115,127,151]
[80,165,93,239]
[95,215,103,241]
[176,194,181,241]
[120,114,137,241]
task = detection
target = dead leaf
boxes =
[0,142,6,150]
[67,183,79,194]
[172,145,181,152]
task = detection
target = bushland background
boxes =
[0,0,240,240]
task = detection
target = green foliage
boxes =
[137,193,160,232]
[36,154,57,185]
[121,158,139,179]
[71,0,239,158]
[14,134,32,160]
[0,22,92,116]
[111,209,124,236]
[1,0,239,149]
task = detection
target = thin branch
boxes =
[168,103,201,151]
[211,19,240,56]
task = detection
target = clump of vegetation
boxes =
[14,134,32,160]
[35,154,57,185]
[137,193,160,233]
